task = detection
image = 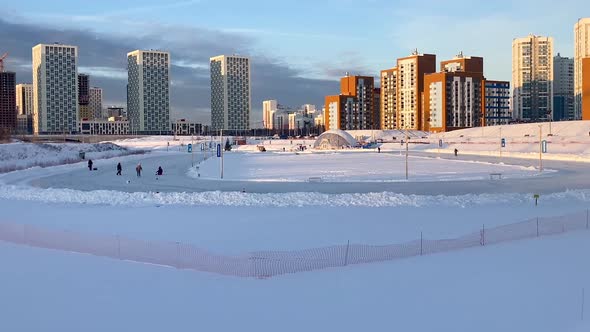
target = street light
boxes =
[538,125,543,172]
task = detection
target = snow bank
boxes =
[0,183,589,208]
[0,142,142,173]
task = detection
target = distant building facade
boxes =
[0,71,16,132]
[512,35,554,122]
[575,18,590,120]
[324,75,378,131]
[172,120,202,136]
[380,67,398,129]
[127,50,170,134]
[89,87,103,120]
[263,99,278,130]
[483,80,511,126]
[553,53,574,121]
[78,73,91,119]
[424,55,484,132]
[32,43,79,134]
[210,55,251,132]
[16,83,33,116]
[396,52,437,130]
[79,119,129,135]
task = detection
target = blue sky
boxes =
[1,0,587,123]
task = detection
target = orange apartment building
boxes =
[583,57,590,120]
[423,54,486,132]
[395,52,437,131]
[324,75,378,130]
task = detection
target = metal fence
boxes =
[0,210,588,278]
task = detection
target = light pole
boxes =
[538,125,543,172]
[220,129,224,179]
[405,130,409,180]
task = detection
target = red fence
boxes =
[0,210,588,278]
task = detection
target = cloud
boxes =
[0,18,337,125]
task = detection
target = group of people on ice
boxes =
[87,159,163,177]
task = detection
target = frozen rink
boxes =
[193,150,550,182]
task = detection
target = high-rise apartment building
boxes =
[0,71,16,132]
[512,35,554,122]
[553,53,574,121]
[16,83,33,115]
[127,50,170,134]
[483,80,511,126]
[78,73,91,119]
[32,43,79,134]
[424,55,484,132]
[210,55,251,132]
[380,68,398,130]
[396,52,437,130]
[263,99,278,130]
[89,87,103,120]
[574,18,590,120]
[324,75,378,131]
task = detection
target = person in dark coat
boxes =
[156,166,163,176]
[454,148,458,157]
[135,163,142,177]
[116,162,122,176]
[88,159,93,171]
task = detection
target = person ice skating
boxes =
[135,163,142,177]
[116,162,122,176]
[377,147,381,153]
[87,159,93,171]
[156,166,163,176]
[454,148,458,157]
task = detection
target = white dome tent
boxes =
[313,129,359,150]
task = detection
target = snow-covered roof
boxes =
[313,129,359,149]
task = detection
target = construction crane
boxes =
[0,52,8,72]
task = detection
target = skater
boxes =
[377,147,381,153]
[156,166,163,176]
[454,148,458,157]
[135,163,142,177]
[87,159,93,171]
[116,162,122,176]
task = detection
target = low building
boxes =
[80,119,129,135]
[313,129,358,149]
[16,114,33,135]
[172,120,202,136]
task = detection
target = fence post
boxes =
[536,218,539,237]
[176,241,182,269]
[583,288,586,321]
[116,235,121,259]
[344,240,350,266]
[420,231,423,256]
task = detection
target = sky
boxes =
[1,0,587,125]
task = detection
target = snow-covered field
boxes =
[192,150,549,182]
[0,142,141,173]
[429,120,590,162]
[1,126,590,331]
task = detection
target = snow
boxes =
[0,227,588,332]
[1,128,590,331]
[192,151,549,182]
[428,120,590,162]
[0,142,140,173]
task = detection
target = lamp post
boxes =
[539,125,543,172]
[405,130,409,180]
